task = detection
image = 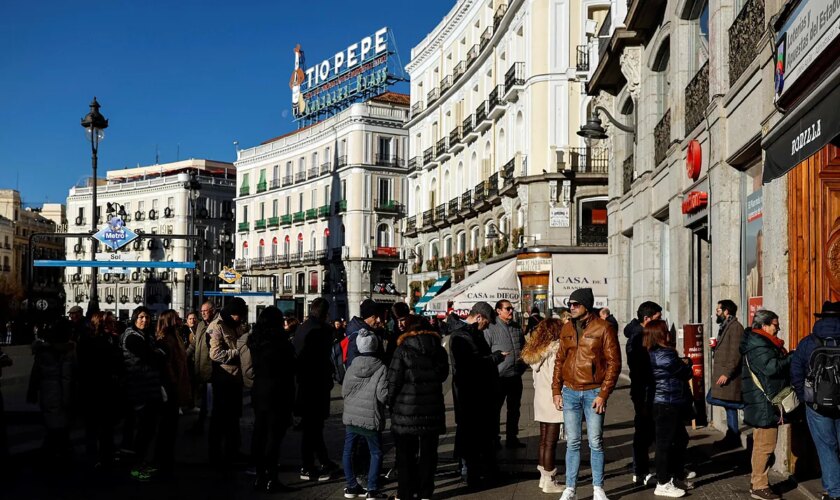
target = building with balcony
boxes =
[403,0,616,315]
[586,0,840,477]
[64,159,236,320]
[234,93,410,322]
[0,190,66,322]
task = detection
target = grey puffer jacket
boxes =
[484,319,526,377]
[341,354,388,431]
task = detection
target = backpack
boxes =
[331,341,347,384]
[804,337,840,412]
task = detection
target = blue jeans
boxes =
[563,387,605,488]
[342,429,383,492]
[806,407,840,497]
[705,390,743,435]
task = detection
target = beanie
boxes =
[223,297,248,318]
[569,288,595,312]
[356,330,379,354]
[360,299,379,320]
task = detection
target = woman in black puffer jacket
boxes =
[387,317,449,500]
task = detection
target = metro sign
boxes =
[218,266,242,284]
[92,216,138,251]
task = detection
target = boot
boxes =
[538,465,565,494]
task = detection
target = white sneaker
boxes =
[632,473,655,486]
[559,487,577,500]
[684,469,697,480]
[593,486,610,500]
[654,480,686,498]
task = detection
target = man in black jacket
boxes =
[293,298,338,481]
[624,301,661,486]
[450,301,508,489]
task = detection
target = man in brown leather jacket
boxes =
[551,288,621,500]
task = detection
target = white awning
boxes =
[425,259,520,316]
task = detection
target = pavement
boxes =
[3,361,819,500]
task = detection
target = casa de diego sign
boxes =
[289,27,396,122]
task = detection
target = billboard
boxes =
[551,254,609,308]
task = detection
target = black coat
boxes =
[624,319,652,403]
[649,345,693,406]
[449,320,503,420]
[387,330,449,435]
[740,329,791,428]
[293,317,334,419]
[249,332,296,419]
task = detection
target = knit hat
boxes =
[360,299,379,320]
[568,288,595,312]
[223,297,248,318]
[356,330,379,354]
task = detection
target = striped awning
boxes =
[413,276,451,313]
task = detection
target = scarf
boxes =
[753,328,787,354]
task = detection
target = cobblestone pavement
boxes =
[4,370,812,500]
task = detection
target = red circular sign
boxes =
[297,233,303,242]
[242,241,248,248]
[686,140,702,181]
[324,228,330,237]
[259,239,265,247]
[285,235,290,243]
[272,237,278,244]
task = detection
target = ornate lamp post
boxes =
[81,98,109,314]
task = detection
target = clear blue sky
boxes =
[0,0,453,207]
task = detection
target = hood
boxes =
[521,339,559,365]
[624,318,642,339]
[350,354,384,378]
[812,317,840,338]
[347,317,371,336]
[397,330,441,354]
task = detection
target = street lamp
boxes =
[183,170,202,314]
[577,105,635,147]
[81,97,109,314]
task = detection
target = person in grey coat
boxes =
[341,330,389,499]
[484,299,527,448]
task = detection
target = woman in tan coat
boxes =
[522,318,566,494]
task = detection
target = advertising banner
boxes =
[745,189,763,324]
[683,323,708,425]
[551,254,608,308]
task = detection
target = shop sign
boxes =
[551,254,608,308]
[686,139,702,181]
[516,257,552,273]
[774,0,840,100]
[375,246,399,257]
[549,207,570,227]
[290,27,395,122]
[681,191,708,214]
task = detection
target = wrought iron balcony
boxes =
[453,61,467,82]
[480,26,493,52]
[335,199,347,213]
[729,0,765,83]
[238,222,250,232]
[466,44,480,67]
[450,126,463,153]
[424,147,436,166]
[434,204,446,225]
[436,137,450,161]
[411,101,423,117]
[375,199,404,214]
[440,75,453,94]
[598,8,612,59]
[473,181,486,206]
[494,3,507,31]
[475,101,491,132]
[576,45,590,72]
[255,219,267,230]
[295,172,306,183]
[337,155,348,168]
[267,216,280,228]
[375,154,402,167]
[293,211,305,223]
[422,209,433,228]
[239,186,250,196]
[565,147,609,174]
[305,208,317,220]
[405,215,417,235]
[487,172,499,199]
[488,84,506,119]
[448,198,460,218]
[502,157,515,189]
[307,167,318,179]
[462,114,477,142]
[685,62,709,135]
[654,109,671,167]
[504,62,525,103]
[283,175,293,187]
[427,87,440,107]
[256,181,267,193]
[280,214,292,225]
[408,156,419,174]
[460,190,474,215]
[622,154,634,194]
[270,179,281,190]
[578,224,608,246]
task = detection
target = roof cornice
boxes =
[405,0,478,74]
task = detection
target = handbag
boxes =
[745,356,800,414]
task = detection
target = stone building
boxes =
[404,0,619,315]
[233,93,410,322]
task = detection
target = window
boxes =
[312,152,318,169]
[470,226,480,249]
[310,231,317,251]
[443,236,452,257]
[457,231,467,253]
[243,205,249,222]
[272,199,278,217]
[258,239,265,259]
[309,271,319,293]
[284,236,290,256]
[376,224,391,247]
[242,173,249,189]
[242,241,249,259]
[167,197,174,210]
[296,272,305,291]
[259,202,265,220]
[298,193,304,211]
[341,179,347,200]
[311,189,317,208]
[283,273,292,290]
[298,158,305,173]
[325,147,331,164]
[378,136,393,160]
[324,185,331,205]
[273,164,280,181]
[296,235,303,255]
[378,178,392,205]
[285,161,292,178]
[285,196,291,214]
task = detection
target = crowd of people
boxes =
[0,287,839,500]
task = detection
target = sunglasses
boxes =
[500,306,514,311]
[568,302,582,308]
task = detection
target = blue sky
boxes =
[0,0,453,207]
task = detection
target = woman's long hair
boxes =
[155,309,181,341]
[642,319,671,350]
[249,306,284,349]
[131,305,151,331]
[89,311,114,338]
[521,318,563,365]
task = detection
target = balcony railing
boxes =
[280,214,292,225]
[337,155,348,168]
[424,147,435,165]
[375,199,403,213]
[436,137,447,158]
[654,109,671,167]
[566,147,609,174]
[453,61,467,82]
[598,8,612,59]
[283,175,293,186]
[473,181,486,205]
[375,154,402,167]
[255,219,267,230]
[487,172,499,198]
[488,84,505,111]
[440,75,453,93]
[406,215,417,232]
[422,209,433,227]
[460,191,473,213]
[408,156,419,173]
[295,172,306,183]
[320,162,331,175]
[434,204,446,224]
[427,87,440,106]
[238,222,250,232]
[503,157,515,187]
[578,224,608,246]
[305,208,317,220]
[685,61,709,135]
[480,26,493,51]
[293,211,305,223]
[256,181,267,193]
[308,167,318,179]
[239,186,250,196]
[462,114,474,137]
[335,199,347,213]
[449,126,462,146]
[448,197,459,215]
[505,62,525,90]
[267,216,280,228]
[494,3,508,31]
[576,45,590,72]
[475,101,488,124]
[318,205,330,218]
[466,44,480,67]
[623,154,634,194]
[270,179,281,190]
[729,0,765,83]
[411,101,423,117]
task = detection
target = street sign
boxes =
[219,267,241,284]
[97,253,137,274]
[92,216,138,251]
[219,284,241,290]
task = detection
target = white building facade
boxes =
[404,0,620,315]
[233,93,410,322]
[64,159,236,320]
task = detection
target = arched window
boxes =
[242,241,249,259]
[258,239,265,259]
[283,235,290,256]
[310,231,317,253]
[271,237,278,257]
[457,231,467,254]
[470,227,480,250]
[296,233,304,256]
[376,224,391,248]
[443,235,452,257]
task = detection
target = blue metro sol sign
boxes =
[92,216,138,251]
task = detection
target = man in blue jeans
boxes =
[551,288,621,500]
[791,301,840,500]
[707,299,745,449]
